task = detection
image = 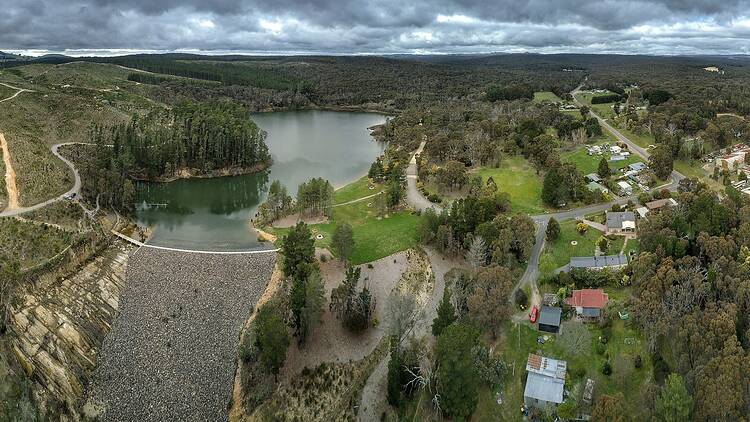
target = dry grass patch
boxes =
[252,339,388,421]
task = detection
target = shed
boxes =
[537,306,562,333]
[524,354,567,410]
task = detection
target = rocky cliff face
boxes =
[8,242,130,416]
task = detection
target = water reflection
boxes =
[135,110,387,250]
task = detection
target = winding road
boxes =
[402,83,687,310]
[406,140,443,213]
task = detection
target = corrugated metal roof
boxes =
[606,211,635,229]
[524,372,565,404]
[570,254,628,269]
[538,306,562,327]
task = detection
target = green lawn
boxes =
[673,159,724,190]
[533,91,562,104]
[539,220,602,276]
[561,141,641,175]
[472,156,546,215]
[497,316,653,420]
[270,178,419,264]
[333,176,382,205]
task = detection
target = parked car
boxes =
[529,306,538,323]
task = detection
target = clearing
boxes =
[561,140,641,175]
[489,317,654,420]
[270,178,421,265]
[472,155,546,215]
[538,220,602,277]
[532,91,562,104]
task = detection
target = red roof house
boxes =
[566,289,609,319]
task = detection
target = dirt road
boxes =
[0,133,19,209]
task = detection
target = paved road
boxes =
[511,84,688,306]
[405,140,443,213]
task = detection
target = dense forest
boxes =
[71,100,270,210]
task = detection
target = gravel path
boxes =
[86,248,276,421]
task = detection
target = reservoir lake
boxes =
[135,110,387,250]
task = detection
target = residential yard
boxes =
[673,159,724,190]
[533,91,562,104]
[561,141,641,175]
[495,315,654,421]
[472,156,546,215]
[539,220,601,276]
[270,180,420,265]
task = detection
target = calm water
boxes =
[135,110,387,250]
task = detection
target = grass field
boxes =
[539,220,602,276]
[333,176,382,204]
[495,317,653,420]
[0,84,16,100]
[472,156,546,215]
[0,218,75,269]
[271,179,420,264]
[0,63,161,206]
[561,142,641,175]
[533,91,562,104]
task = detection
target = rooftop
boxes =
[538,306,562,327]
[524,354,567,404]
[645,197,678,210]
[570,254,628,269]
[566,289,609,309]
[606,211,635,229]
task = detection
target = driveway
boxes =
[405,140,443,213]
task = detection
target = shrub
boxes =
[602,361,613,375]
[634,355,643,369]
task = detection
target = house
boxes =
[645,197,678,212]
[585,173,602,183]
[524,354,567,410]
[628,162,647,173]
[569,254,628,270]
[587,181,609,194]
[606,211,636,234]
[566,289,609,321]
[610,145,622,154]
[537,306,562,333]
[609,154,626,162]
[616,180,632,195]
[635,206,649,218]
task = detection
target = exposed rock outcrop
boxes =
[9,242,131,415]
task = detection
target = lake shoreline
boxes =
[255,104,395,117]
[130,160,272,183]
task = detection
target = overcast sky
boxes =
[2,0,750,56]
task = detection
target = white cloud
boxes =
[436,14,479,25]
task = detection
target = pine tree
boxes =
[597,156,611,179]
[432,288,457,337]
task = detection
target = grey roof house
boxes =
[628,162,647,172]
[585,173,602,183]
[524,354,567,410]
[570,254,628,270]
[538,306,562,333]
[605,211,636,234]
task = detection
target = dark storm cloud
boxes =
[1,0,750,55]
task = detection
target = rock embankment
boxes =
[86,248,276,422]
[10,242,130,413]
